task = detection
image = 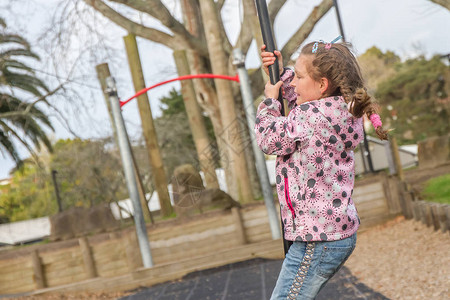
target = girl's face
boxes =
[290,55,326,105]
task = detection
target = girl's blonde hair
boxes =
[300,42,388,140]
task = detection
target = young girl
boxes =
[256,41,388,299]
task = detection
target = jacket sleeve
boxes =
[255,98,314,156]
[280,68,297,108]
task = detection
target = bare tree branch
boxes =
[180,0,205,41]
[234,0,254,53]
[282,0,333,65]
[429,0,450,10]
[269,0,287,27]
[47,105,82,138]
[217,0,225,11]
[108,0,207,55]
[84,0,208,54]
[214,1,233,57]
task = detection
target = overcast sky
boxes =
[1,0,449,178]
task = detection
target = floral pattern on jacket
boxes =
[255,69,364,242]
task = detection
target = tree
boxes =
[49,138,127,208]
[375,54,449,144]
[159,88,188,117]
[430,0,450,10]
[0,138,128,222]
[160,88,215,139]
[0,163,55,223]
[154,88,218,178]
[358,46,400,95]
[0,18,54,167]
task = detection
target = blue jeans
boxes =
[270,233,357,300]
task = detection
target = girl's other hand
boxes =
[261,44,283,76]
[264,80,284,99]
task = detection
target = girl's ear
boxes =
[319,77,329,94]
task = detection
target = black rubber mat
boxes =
[121,258,389,300]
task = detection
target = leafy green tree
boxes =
[0,17,53,167]
[0,138,128,222]
[159,88,187,117]
[49,138,127,208]
[154,88,217,177]
[375,55,449,144]
[0,163,55,223]
[358,46,400,95]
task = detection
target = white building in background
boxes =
[0,217,51,245]
[0,178,11,186]
[0,178,11,196]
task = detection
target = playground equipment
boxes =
[106,66,281,267]
[119,74,239,108]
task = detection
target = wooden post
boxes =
[199,0,254,203]
[96,63,153,223]
[385,176,404,214]
[125,232,143,272]
[415,201,422,222]
[439,204,449,233]
[424,203,433,227]
[390,136,404,181]
[79,237,97,278]
[403,188,414,220]
[31,250,45,289]
[96,63,119,144]
[173,50,219,190]
[412,201,421,221]
[232,207,248,245]
[445,205,450,233]
[398,182,409,219]
[430,204,441,231]
[418,201,426,225]
[123,34,173,217]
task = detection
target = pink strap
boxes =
[370,114,382,128]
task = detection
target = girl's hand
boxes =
[261,44,283,76]
[264,80,284,99]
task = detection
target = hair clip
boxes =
[369,113,383,128]
[312,40,325,53]
[330,35,342,44]
[312,42,319,53]
[326,35,342,49]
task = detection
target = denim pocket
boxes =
[316,244,355,279]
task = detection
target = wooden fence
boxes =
[411,200,450,233]
[0,204,272,294]
[0,173,403,295]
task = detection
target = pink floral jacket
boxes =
[255,69,364,242]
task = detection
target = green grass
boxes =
[422,174,450,204]
[161,211,178,220]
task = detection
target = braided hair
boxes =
[300,42,388,140]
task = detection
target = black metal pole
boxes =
[51,169,63,212]
[255,0,291,255]
[333,0,374,172]
[363,133,375,172]
[333,0,346,42]
[254,0,285,116]
[359,142,368,173]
